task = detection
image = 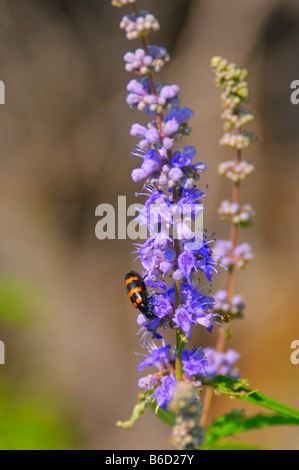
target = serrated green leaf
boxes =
[203,376,299,420]
[205,409,299,445]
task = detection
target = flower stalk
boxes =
[201,57,257,427]
[113,0,219,422]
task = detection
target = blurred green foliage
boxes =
[0,385,78,450]
[0,275,37,326]
[0,274,80,449]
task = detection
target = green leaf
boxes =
[202,440,265,450]
[148,402,176,427]
[203,376,299,420]
[205,409,299,445]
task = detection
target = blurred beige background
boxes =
[0,0,298,450]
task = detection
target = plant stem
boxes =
[173,187,184,380]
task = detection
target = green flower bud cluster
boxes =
[220,130,256,150]
[211,56,257,150]
[218,159,255,183]
[218,200,255,226]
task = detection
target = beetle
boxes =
[125,271,156,320]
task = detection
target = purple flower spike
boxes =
[182,348,208,379]
[204,347,240,379]
[163,119,180,136]
[154,372,177,411]
[131,168,148,182]
[178,250,196,284]
[130,123,147,137]
[168,167,184,182]
[138,344,171,371]
[145,128,160,144]
[173,306,193,338]
[112,0,229,418]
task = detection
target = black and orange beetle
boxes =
[125,271,156,320]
